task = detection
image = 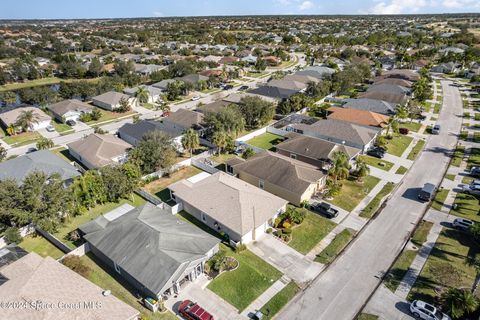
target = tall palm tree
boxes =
[396,105,409,123]
[135,86,149,105]
[15,110,40,132]
[354,157,370,183]
[181,128,200,157]
[329,151,350,182]
[466,254,480,293]
[441,288,478,319]
[212,130,228,155]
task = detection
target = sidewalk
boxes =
[306,224,346,260]
[240,276,291,317]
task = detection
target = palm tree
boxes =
[396,105,409,123]
[181,128,200,157]
[388,117,399,135]
[466,254,480,293]
[36,137,54,150]
[328,151,350,182]
[212,130,228,155]
[441,288,478,319]
[355,157,370,183]
[159,103,171,115]
[15,110,40,132]
[135,86,149,105]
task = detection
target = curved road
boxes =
[277,79,463,320]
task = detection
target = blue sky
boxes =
[1,0,479,19]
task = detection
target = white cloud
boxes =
[368,0,427,14]
[299,0,315,10]
[441,0,476,8]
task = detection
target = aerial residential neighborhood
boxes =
[1,2,480,320]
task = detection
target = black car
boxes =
[26,147,38,154]
[239,85,249,91]
[66,119,76,126]
[223,84,234,90]
[367,149,385,159]
[310,202,339,219]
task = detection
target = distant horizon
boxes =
[2,0,480,20]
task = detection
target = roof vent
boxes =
[102,290,111,296]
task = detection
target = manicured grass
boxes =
[384,250,417,292]
[143,166,202,202]
[423,102,431,113]
[208,244,282,311]
[288,208,337,255]
[431,188,449,211]
[2,131,42,146]
[259,281,300,320]
[445,174,456,181]
[475,113,480,121]
[359,155,394,171]
[210,153,237,164]
[399,122,422,133]
[462,176,474,184]
[451,145,465,167]
[246,133,284,151]
[450,193,480,222]
[433,103,441,114]
[79,254,177,320]
[329,176,381,212]
[411,220,434,247]
[51,120,73,133]
[408,229,480,303]
[460,130,468,140]
[315,228,355,264]
[359,182,395,219]
[357,313,379,320]
[395,166,408,175]
[86,107,136,125]
[474,132,480,143]
[53,194,146,248]
[246,71,269,78]
[386,134,414,157]
[18,234,65,259]
[0,77,102,92]
[467,148,480,169]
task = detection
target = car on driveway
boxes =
[46,125,55,132]
[461,184,480,196]
[310,202,339,219]
[178,300,214,320]
[453,218,474,231]
[191,95,201,101]
[223,84,234,90]
[239,85,249,91]
[26,147,38,154]
[367,148,385,159]
[470,167,480,177]
[66,119,76,126]
[410,300,450,320]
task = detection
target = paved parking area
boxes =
[247,234,323,285]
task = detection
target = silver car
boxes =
[453,218,474,231]
[462,184,480,196]
[410,300,450,320]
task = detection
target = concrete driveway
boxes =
[363,285,414,320]
[247,234,323,285]
[38,127,60,139]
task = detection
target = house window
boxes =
[114,262,121,274]
[259,180,264,189]
[201,212,206,222]
[290,153,297,160]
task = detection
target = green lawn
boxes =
[384,250,417,292]
[246,71,269,78]
[329,176,381,212]
[359,182,395,219]
[288,208,337,255]
[407,140,426,161]
[460,130,468,140]
[474,132,480,143]
[411,220,434,247]
[143,166,202,202]
[53,194,146,248]
[475,113,480,121]
[467,148,480,169]
[0,77,102,92]
[208,244,282,311]
[449,193,480,222]
[451,145,465,167]
[315,228,355,264]
[357,313,379,320]
[433,103,441,114]
[246,133,284,151]
[86,107,136,125]
[79,254,177,320]
[423,102,431,113]
[431,188,449,211]
[396,166,408,174]
[408,229,480,303]
[2,131,42,146]
[445,174,456,181]
[51,120,73,134]
[359,155,394,171]
[18,234,65,259]
[399,122,422,133]
[386,135,414,157]
[259,281,300,320]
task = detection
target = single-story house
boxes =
[0,106,51,132]
[123,85,163,104]
[195,100,231,115]
[91,91,131,111]
[169,172,288,244]
[327,106,390,128]
[79,203,220,299]
[373,78,413,88]
[288,118,382,152]
[296,65,336,79]
[248,85,298,101]
[226,151,326,206]
[218,56,239,65]
[157,109,208,138]
[175,74,209,86]
[67,133,132,169]
[367,84,410,96]
[0,252,139,320]
[48,99,94,123]
[275,132,361,170]
[0,150,80,185]
[374,69,419,83]
[118,120,165,146]
[134,63,164,76]
[359,91,408,106]
[266,79,308,92]
[151,79,176,92]
[283,74,321,85]
[431,62,461,74]
[342,98,396,116]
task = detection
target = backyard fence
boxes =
[35,227,72,254]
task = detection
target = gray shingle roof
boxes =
[92,91,130,106]
[81,203,219,296]
[342,98,396,115]
[118,120,168,144]
[0,150,80,183]
[359,91,408,105]
[48,99,94,117]
[367,84,410,95]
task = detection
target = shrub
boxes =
[266,228,272,234]
[283,221,291,229]
[63,256,91,277]
[79,113,92,122]
[274,217,282,228]
[300,200,309,208]
[67,230,81,242]
[94,127,107,134]
[242,148,255,159]
[208,251,226,272]
[4,227,22,244]
[235,244,247,252]
[282,228,292,234]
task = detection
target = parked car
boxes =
[399,128,409,135]
[452,218,474,231]
[66,119,76,126]
[46,125,55,132]
[191,96,201,101]
[470,167,480,177]
[410,300,451,320]
[418,183,436,201]
[178,300,214,320]
[26,147,38,154]
[251,310,264,320]
[367,148,385,159]
[223,84,234,90]
[239,85,249,91]
[432,124,441,135]
[470,179,480,187]
[310,202,339,218]
[461,184,480,196]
